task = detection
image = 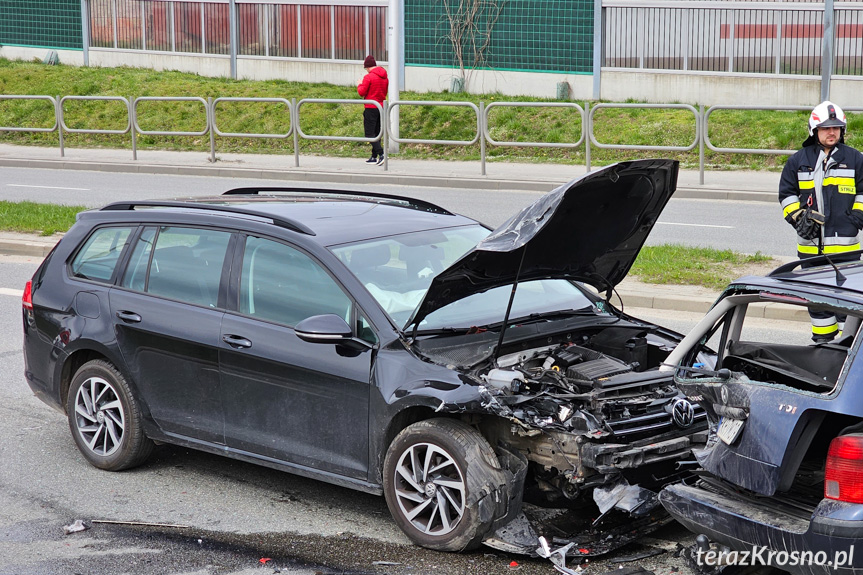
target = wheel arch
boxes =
[58,344,137,410]
[374,405,449,483]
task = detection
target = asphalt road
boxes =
[0,168,801,575]
[0,166,797,257]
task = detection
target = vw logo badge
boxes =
[672,398,695,428]
[721,385,730,404]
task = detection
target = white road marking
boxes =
[0,288,23,297]
[657,222,734,229]
[7,184,89,191]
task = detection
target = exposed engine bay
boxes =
[414,322,709,555]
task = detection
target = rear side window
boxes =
[69,227,134,283]
[120,226,232,308]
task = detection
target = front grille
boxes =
[605,404,707,440]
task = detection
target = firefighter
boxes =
[779,101,863,342]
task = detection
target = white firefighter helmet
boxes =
[808,101,847,136]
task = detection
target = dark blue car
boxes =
[660,259,863,574]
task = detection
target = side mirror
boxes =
[294,314,353,344]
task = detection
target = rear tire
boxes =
[66,359,154,471]
[383,418,502,552]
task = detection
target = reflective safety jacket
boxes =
[779,143,863,255]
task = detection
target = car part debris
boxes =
[63,519,89,535]
[593,479,659,517]
[372,561,402,566]
[537,536,581,575]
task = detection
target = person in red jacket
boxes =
[357,55,388,165]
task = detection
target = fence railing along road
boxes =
[2,94,857,184]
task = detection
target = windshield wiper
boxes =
[523,307,600,321]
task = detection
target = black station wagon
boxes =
[22,160,708,555]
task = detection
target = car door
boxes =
[219,235,372,480]
[109,226,233,444]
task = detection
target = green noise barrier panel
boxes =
[405,0,594,74]
[1,0,83,50]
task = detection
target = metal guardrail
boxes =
[0,95,58,133]
[132,97,209,162]
[211,96,294,165]
[58,96,132,158]
[296,98,385,167]
[588,103,700,172]
[482,102,585,176]
[2,93,854,186]
[704,105,811,157]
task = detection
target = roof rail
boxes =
[100,200,316,236]
[222,186,454,216]
[767,249,863,277]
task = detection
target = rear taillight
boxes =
[825,435,863,503]
[22,280,33,310]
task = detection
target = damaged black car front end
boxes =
[342,159,710,556]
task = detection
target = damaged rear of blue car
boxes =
[658,258,863,574]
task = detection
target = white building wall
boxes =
[599,69,821,106]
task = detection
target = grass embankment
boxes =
[0,201,83,236]
[631,245,773,289]
[0,58,857,170]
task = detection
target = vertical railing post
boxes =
[382,100,389,171]
[131,96,138,161]
[56,96,65,157]
[699,104,705,185]
[292,97,300,167]
[480,101,486,176]
[584,102,591,173]
[209,97,216,163]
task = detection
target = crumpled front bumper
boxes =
[660,482,863,575]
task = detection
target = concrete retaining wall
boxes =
[2,47,861,107]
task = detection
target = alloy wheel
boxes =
[392,442,466,536]
[73,376,126,457]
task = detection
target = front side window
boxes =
[120,226,231,308]
[239,236,352,327]
[70,226,134,283]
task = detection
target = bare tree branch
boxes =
[436,0,506,90]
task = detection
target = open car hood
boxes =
[409,159,679,328]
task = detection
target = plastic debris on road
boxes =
[62,519,89,535]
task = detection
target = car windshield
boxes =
[330,225,490,326]
[418,279,600,331]
[331,225,601,330]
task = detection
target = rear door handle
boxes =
[116,310,142,323]
[222,334,252,349]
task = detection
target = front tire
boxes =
[383,418,503,552]
[66,359,154,471]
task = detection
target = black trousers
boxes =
[363,108,383,158]
[801,251,860,339]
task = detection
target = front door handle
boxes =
[116,310,142,323]
[222,334,252,349]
